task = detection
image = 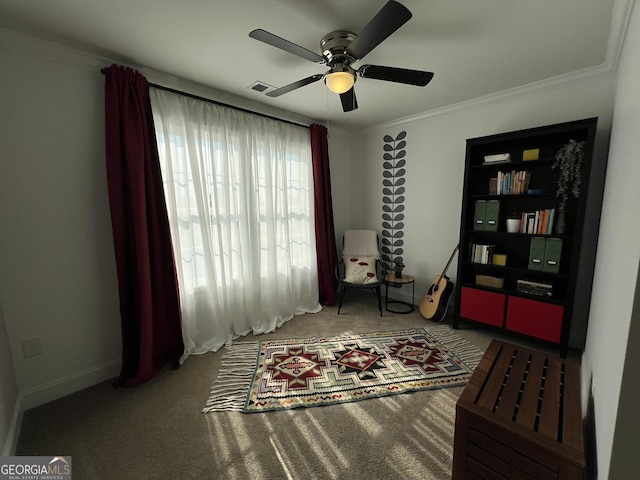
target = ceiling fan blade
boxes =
[266,74,324,97]
[359,65,434,86]
[346,1,412,61]
[339,87,358,112]
[249,29,325,63]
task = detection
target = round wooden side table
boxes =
[384,273,415,314]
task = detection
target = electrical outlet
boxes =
[21,337,43,358]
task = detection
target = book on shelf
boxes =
[519,208,555,234]
[468,242,496,264]
[483,153,511,164]
[496,170,531,195]
[488,178,498,195]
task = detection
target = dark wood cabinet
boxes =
[453,118,606,356]
[453,340,584,479]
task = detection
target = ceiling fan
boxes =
[249,0,434,112]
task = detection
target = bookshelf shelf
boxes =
[453,118,607,356]
[459,282,566,306]
[473,158,556,168]
[462,261,570,277]
[469,193,557,199]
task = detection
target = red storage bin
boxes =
[460,287,506,327]
[506,296,563,343]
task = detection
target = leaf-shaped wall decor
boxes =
[380,131,408,270]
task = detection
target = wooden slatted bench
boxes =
[452,339,584,479]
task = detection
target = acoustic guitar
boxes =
[419,244,460,322]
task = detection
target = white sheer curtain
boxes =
[150,89,320,361]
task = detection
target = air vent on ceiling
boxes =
[247,81,275,94]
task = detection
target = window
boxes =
[151,90,320,357]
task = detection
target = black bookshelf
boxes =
[453,118,606,357]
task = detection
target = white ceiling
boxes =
[0,0,620,130]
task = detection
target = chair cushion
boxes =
[343,256,378,284]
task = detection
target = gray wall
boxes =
[608,263,640,478]
[0,34,123,412]
[0,302,19,454]
[583,2,640,477]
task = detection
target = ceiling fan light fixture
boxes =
[325,71,355,94]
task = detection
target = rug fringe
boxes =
[424,325,485,370]
[202,341,260,413]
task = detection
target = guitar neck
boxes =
[436,244,460,283]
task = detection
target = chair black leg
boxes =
[337,286,345,314]
[376,285,382,316]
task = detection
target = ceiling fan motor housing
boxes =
[321,30,358,90]
[320,31,356,65]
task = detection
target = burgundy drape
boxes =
[104,64,184,387]
[310,124,338,305]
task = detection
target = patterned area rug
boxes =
[203,325,483,413]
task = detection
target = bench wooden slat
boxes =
[515,353,545,430]
[468,415,561,471]
[467,443,538,480]
[468,425,557,479]
[494,347,530,421]
[562,361,583,451]
[477,342,515,410]
[538,357,561,440]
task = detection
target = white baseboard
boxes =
[2,397,22,456]
[19,359,122,412]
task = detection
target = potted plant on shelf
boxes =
[552,139,585,234]
[393,261,405,278]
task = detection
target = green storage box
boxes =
[474,200,486,231]
[543,238,563,273]
[485,200,500,232]
[528,237,546,271]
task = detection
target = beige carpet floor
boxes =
[16,291,576,479]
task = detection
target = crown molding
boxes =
[371,66,616,133]
[0,26,316,129]
[362,0,635,133]
[0,26,108,73]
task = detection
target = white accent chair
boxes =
[335,230,384,316]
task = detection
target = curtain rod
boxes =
[100,68,310,129]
